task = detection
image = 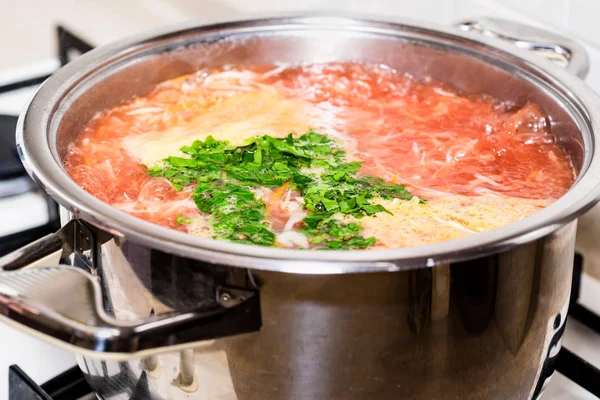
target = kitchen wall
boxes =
[3,0,600,90]
[225,0,600,90]
[452,0,600,92]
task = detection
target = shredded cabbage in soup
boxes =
[64,63,575,249]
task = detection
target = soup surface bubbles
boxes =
[64,63,575,250]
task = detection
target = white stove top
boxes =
[0,61,57,238]
[0,52,599,400]
[0,60,77,399]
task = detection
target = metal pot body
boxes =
[71,215,575,399]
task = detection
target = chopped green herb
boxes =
[175,214,194,225]
[148,130,421,248]
[192,182,275,246]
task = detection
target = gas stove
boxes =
[0,26,92,400]
[3,24,600,400]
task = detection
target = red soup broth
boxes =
[64,63,575,247]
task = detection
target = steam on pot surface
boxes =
[63,62,575,250]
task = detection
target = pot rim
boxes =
[16,13,600,274]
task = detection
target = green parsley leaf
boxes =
[175,214,194,224]
[147,130,421,248]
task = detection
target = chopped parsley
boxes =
[193,182,275,246]
[175,214,194,224]
[148,130,420,249]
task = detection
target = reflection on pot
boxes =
[74,221,575,400]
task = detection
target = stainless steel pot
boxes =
[3,15,600,399]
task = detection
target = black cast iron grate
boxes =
[8,365,92,400]
[554,253,600,397]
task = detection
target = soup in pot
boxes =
[64,63,575,250]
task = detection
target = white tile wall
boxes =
[453,0,600,92]
[4,0,600,91]
[495,0,569,27]
[569,0,600,49]
[320,0,455,24]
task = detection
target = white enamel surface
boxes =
[0,75,75,400]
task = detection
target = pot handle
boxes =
[0,220,261,359]
[455,18,590,79]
